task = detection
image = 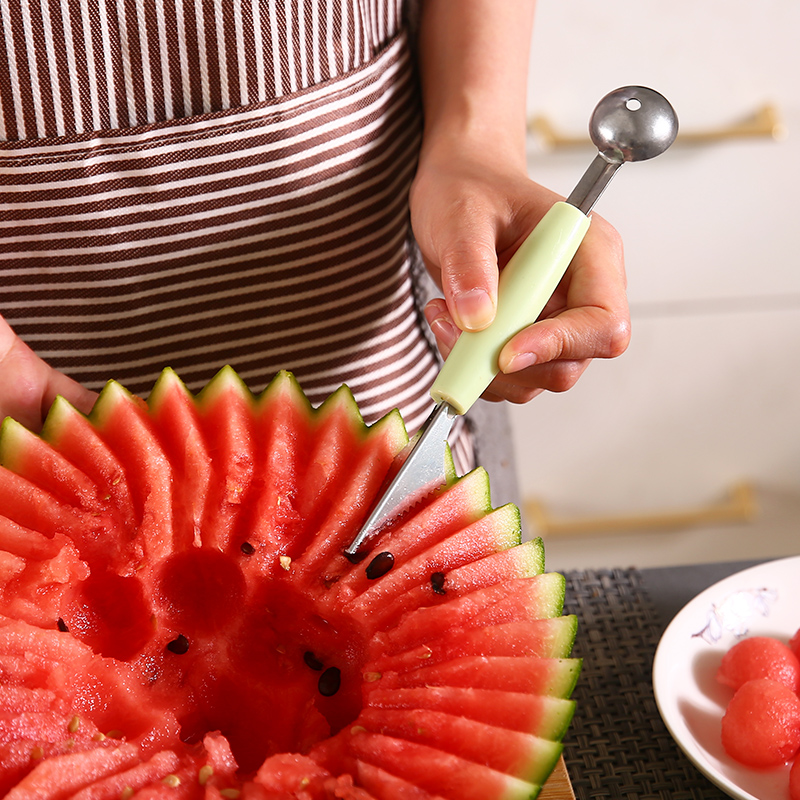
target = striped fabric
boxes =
[0,1,475,472]
[0,0,405,140]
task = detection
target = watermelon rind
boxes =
[0,367,580,800]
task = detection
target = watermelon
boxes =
[0,366,580,799]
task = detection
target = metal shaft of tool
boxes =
[344,157,620,558]
[344,402,457,557]
[566,153,623,215]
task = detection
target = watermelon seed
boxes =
[198,765,214,785]
[167,634,190,654]
[365,551,394,580]
[304,651,324,671]
[163,774,181,788]
[363,671,382,682]
[220,790,242,799]
[279,555,292,571]
[430,571,447,595]
[240,541,255,555]
[318,666,341,696]
[68,715,81,734]
[121,787,135,800]
[30,745,44,760]
[57,617,69,632]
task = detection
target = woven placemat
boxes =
[562,568,729,800]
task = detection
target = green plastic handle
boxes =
[430,201,591,414]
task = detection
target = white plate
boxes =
[653,556,800,800]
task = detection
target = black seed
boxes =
[318,666,341,697]
[344,549,369,564]
[240,542,255,556]
[303,651,324,671]
[57,618,69,633]
[365,551,394,580]
[166,634,190,655]
[430,571,447,595]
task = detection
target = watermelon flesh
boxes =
[0,367,580,799]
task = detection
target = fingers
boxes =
[412,179,502,333]
[498,212,630,376]
[423,210,631,403]
[0,315,97,431]
[425,298,595,401]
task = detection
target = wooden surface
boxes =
[538,757,575,800]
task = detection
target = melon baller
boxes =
[344,86,679,558]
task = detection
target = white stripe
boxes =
[251,0,265,101]
[232,0,247,105]
[155,0,174,120]
[195,0,211,113]
[59,0,83,134]
[97,0,117,127]
[174,0,191,117]
[214,0,229,109]
[114,0,136,125]
[38,0,65,136]
[326,0,336,79]
[341,0,350,73]
[375,0,384,49]
[135,0,155,123]
[18,0,46,136]
[0,81,6,140]
[1,0,26,138]
[296,0,308,89]
[310,0,321,84]
[351,0,361,69]
[284,0,296,94]
[268,0,281,96]
[78,0,100,129]
[360,0,370,63]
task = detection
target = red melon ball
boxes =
[790,628,800,661]
[721,678,800,768]
[717,636,800,693]
[791,756,800,800]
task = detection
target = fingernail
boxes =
[454,289,495,332]
[502,351,538,374]
[428,314,460,348]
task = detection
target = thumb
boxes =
[435,218,500,333]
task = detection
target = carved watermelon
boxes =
[0,367,580,799]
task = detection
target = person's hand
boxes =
[409,146,630,404]
[0,315,97,431]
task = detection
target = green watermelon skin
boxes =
[0,367,580,799]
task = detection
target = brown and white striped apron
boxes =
[0,0,482,474]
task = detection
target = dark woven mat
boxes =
[562,568,728,800]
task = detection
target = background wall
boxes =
[509,0,800,570]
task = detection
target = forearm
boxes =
[416,0,536,168]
